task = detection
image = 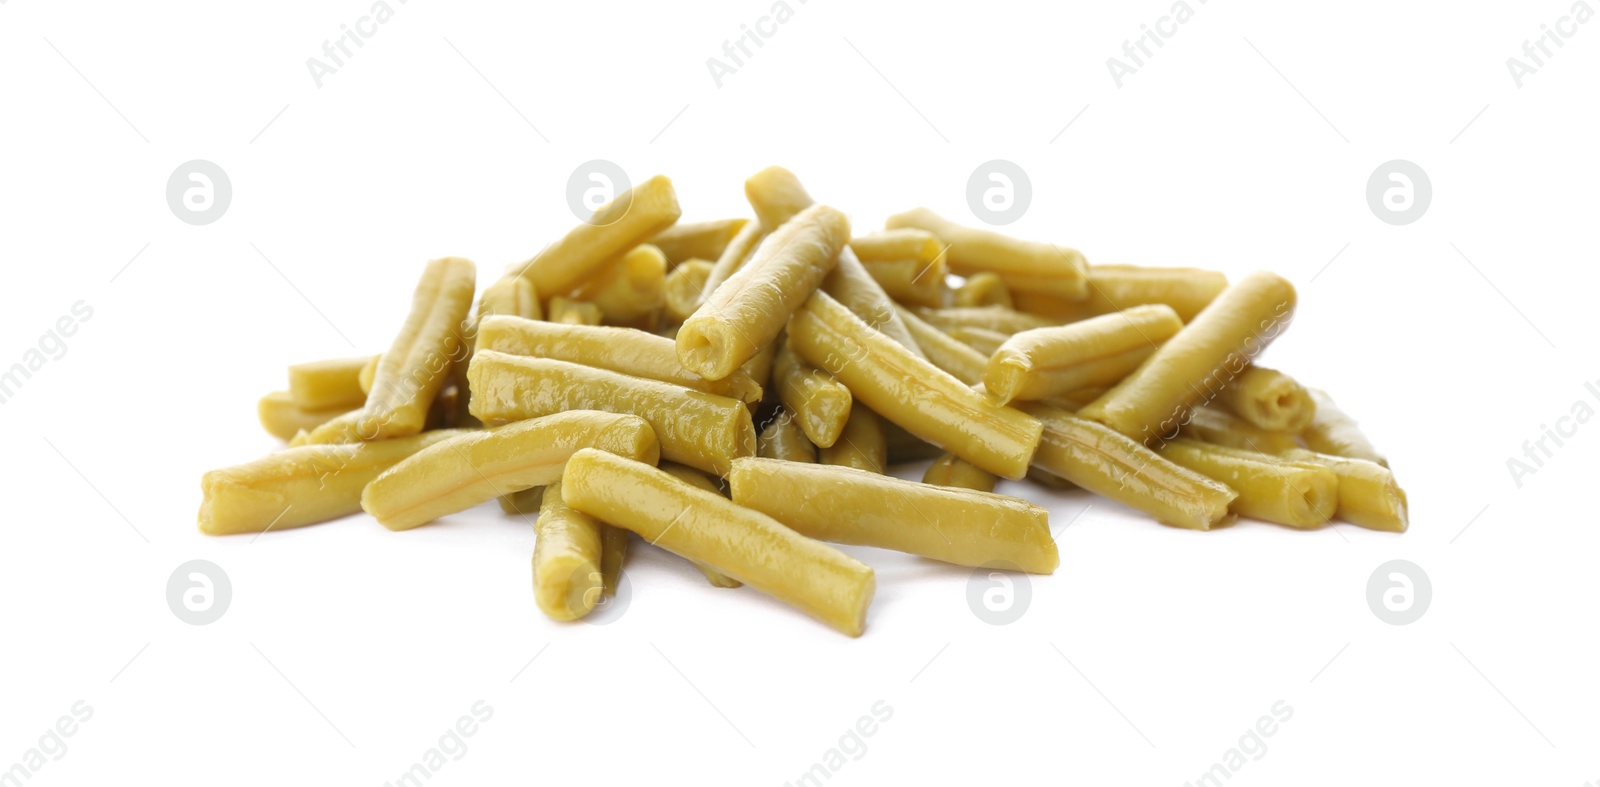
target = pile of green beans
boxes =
[199,167,1407,637]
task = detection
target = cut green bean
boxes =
[886,207,1088,300]
[532,479,605,621]
[773,340,853,448]
[1079,271,1297,443]
[570,243,666,328]
[1301,389,1387,467]
[361,410,660,531]
[664,258,713,322]
[787,291,1042,479]
[1218,366,1315,432]
[258,391,354,442]
[307,257,477,443]
[1157,439,1336,529]
[894,305,987,385]
[1281,449,1407,532]
[650,218,750,267]
[1012,264,1228,324]
[953,272,1012,309]
[922,453,998,493]
[945,326,1009,357]
[984,305,1183,405]
[198,430,466,535]
[498,486,544,516]
[1179,405,1301,454]
[288,357,370,412]
[849,228,945,266]
[478,275,542,320]
[658,463,744,588]
[512,174,681,297]
[476,315,762,404]
[913,305,1054,336]
[1020,403,1236,530]
[467,350,755,475]
[729,458,1057,574]
[745,167,927,357]
[599,524,629,598]
[758,411,817,463]
[819,406,886,474]
[862,257,947,308]
[548,296,602,325]
[677,203,848,380]
[561,449,875,636]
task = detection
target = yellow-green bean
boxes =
[1079,271,1297,443]
[532,479,605,621]
[1301,389,1388,467]
[787,291,1042,479]
[570,243,667,328]
[649,218,750,267]
[953,272,1012,309]
[257,391,354,442]
[1281,449,1408,532]
[1012,264,1228,324]
[288,356,370,412]
[677,203,848,380]
[728,458,1057,574]
[475,315,762,404]
[467,350,755,475]
[886,207,1088,300]
[913,305,1055,336]
[561,449,875,636]
[773,340,853,448]
[1020,403,1236,530]
[658,463,744,588]
[922,453,999,493]
[758,411,817,463]
[984,305,1183,405]
[1218,366,1315,432]
[1157,439,1336,529]
[512,174,681,297]
[893,305,987,385]
[1179,405,1301,454]
[819,406,886,474]
[361,411,659,531]
[862,258,947,308]
[664,258,714,322]
[198,430,465,535]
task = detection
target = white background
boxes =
[2,0,1597,784]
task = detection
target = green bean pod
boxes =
[1079,271,1297,443]
[819,406,886,474]
[361,411,660,531]
[533,479,606,621]
[788,291,1043,479]
[198,430,466,535]
[512,174,681,297]
[649,218,750,267]
[561,449,875,637]
[1301,389,1388,467]
[1157,439,1336,529]
[913,305,1055,336]
[570,244,667,328]
[773,340,853,448]
[677,203,849,380]
[953,272,1012,309]
[476,315,762,404]
[467,350,755,475]
[1281,449,1407,532]
[728,458,1058,574]
[922,453,999,493]
[1179,405,1301,455]
[658,463,744,588]
[984,305,1183,405]
[893,305,988,385]
[886,207,1088,300]
[288,356,370,412]
[1218,366,1315,432]
[1019,403,1236,530]
[758,411,818,463]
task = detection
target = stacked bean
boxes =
[199,167,1406,636]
